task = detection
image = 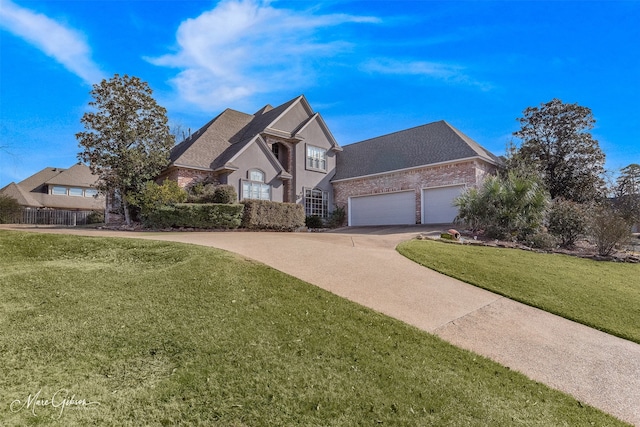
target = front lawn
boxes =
[0,231,627,426]
[398,239,640,344]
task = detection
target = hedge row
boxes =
[241,200,305,231]
[144,203,243,229]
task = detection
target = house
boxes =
[158,95,342,218]
[332,120,501,226]
[160,95,501,226]
[0,164,105,224]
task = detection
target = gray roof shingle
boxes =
[333,120,500,181]
[1,164,104,210]
[46,163,99,187]
[169,96,306,171]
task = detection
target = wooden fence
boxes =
[0,209,102,226]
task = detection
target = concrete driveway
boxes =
[3,224,640,425]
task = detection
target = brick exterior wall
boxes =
[333,159,497,224]
[160,167,218,189]
[265,137,295,202]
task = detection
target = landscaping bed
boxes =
[418,229,640,263]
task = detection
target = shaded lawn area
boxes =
[0,231,628,426]
[398,239,640,344]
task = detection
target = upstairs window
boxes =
[85,189,98,197]
[242,169,270,201]
[69,188,84,197]
[306,145,327,171]
[52,186,67,195]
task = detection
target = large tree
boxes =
[511,99,606,203]
[614,163,640,225]
[77,74,174,225]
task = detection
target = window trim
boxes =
[241,170,271,201]
[51,186,67,195]
[248,168,265,182]
[306,144,327,172]
[304,187,329,218]
[69,187,84,197]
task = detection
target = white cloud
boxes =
[363,58,493,91]
[148,0,379,110]
[0,0,105,85]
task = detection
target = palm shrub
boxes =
[454,172,549,240]
[547,198,588,247]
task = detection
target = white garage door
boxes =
[350,191,416,226]
[422,185,465,224]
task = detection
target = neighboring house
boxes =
[158,95,342,218]
[0,163,105,212]
[159,95,501,226]
[332,121,501,226]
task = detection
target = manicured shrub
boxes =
[86,210,105,224]
[241,200,305,231]
[212,185,237,204]
[0,194,22,224]
[305,215,324,229]
[187,183,237,204]
[587,205,631,256]
[187,182,216,203]
[547,198,588,248]
[145,204,243,229]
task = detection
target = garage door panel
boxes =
[350,191,415,226]
[422,185,465,224]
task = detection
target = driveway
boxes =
[3,224,640,425]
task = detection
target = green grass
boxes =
[398,239,640,344]
[0,231,628,426]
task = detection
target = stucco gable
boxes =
[296,113,342,152]
[216,135,291,179]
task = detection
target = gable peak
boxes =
[254,104,274,115]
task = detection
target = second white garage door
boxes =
[421,185,465,224]
[349,191,416,226]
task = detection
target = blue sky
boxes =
[1,0,639,188]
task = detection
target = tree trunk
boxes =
[122,192,131,226]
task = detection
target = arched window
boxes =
[242,169,270,200]
[248,169,265,182]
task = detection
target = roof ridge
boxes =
[344,120,445,148]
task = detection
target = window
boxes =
[69,188,84,197]
[85,189,98,197]
[249,169,265,182]
[306,145,327,171]
[304,188,328,218]
[52,186,67,195]
[272,143,279,160]
[242,169,271,200]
